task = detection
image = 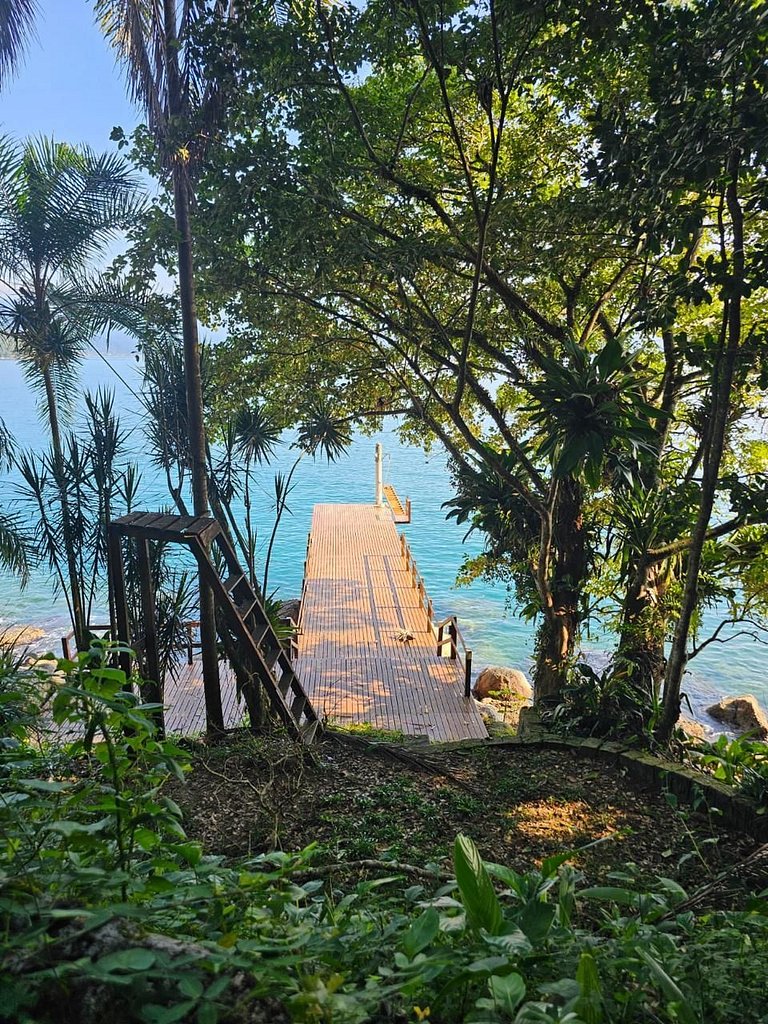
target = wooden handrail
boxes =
[399,536,473,698]
[62,620,202,664]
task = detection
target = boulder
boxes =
[678,715,710,741]
[473,665,533,701]
[705,694,768,740]
[278,598,301,624]
[1,624,45,648]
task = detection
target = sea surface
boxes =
[0,357,764,722]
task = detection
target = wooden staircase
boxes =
[383,483,411,523]
[109,512,320,744]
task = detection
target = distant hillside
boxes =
[0,334,137,359]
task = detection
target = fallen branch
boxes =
[327,729,482,796]
[661,841,768,918]
[291,858,452,882]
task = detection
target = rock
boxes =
[678,715,710,741]
[278,598,301,624]
[1,624,45,648]
[705,694,768,740]
[473,665,533,701]
[475,699,507,724]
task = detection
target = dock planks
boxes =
[164,658,244,735]
[295,504,487,742]
[49,657,246,742]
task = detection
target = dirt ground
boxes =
[167,730,764,902]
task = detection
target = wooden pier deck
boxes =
[295,504,487,742]
[48,657,246,741]
[164,658,244,734]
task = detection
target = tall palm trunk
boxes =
[171,162,224,734]
[42,363,87,649]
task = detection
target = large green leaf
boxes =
[402,907,440,958]
[489,972,526,1015]
[453,834,503,935]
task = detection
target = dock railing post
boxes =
[449,616,457,659]
[375,443,383,506]
[465,649,473,698]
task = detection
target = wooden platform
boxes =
[164,658,244,734]
[48,657,246,741]
[295,504,487,742]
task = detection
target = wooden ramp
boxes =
[295,504,487,742]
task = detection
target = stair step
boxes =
[223,572,245,594]
[277,669,294,698]
[251,622,271,646]
[290,692,307,719]
[300,720,320,745]
[263,645,282,672]
[237,597,257,619]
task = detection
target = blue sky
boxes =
[1,1,139,151]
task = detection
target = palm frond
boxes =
[234,404,282,465]
[0,0,38,90]
[296,399,351,462]
[0,512,29,584]
[0,417,15,470]
[18,138,145,273]
[51,273,171,347]
[96,0,169,141]
[96,0,236,164]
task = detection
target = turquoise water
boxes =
[0,357,764,717]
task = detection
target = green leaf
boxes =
[635,948,695,1024]
[595,336,625,377]
[540,851,573,878]
[453,834,503,935]
[45,817,112,837]
[580,886,638,906]
[179,974,204,999]
[197,1002,219,1024]
[142,1001,196,1024]
[134,828,160,851]
[97,948,156,973]
[489,972,526,1015]
[402,907,439,958]
[519,901,555,943]
[18,779,71,792]
[467,955,510,974]
[575,952,603,1024]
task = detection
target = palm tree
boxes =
[0,0,38,90]
[97,0,236,733]
[0,136,148,648]
[0,418,28,581]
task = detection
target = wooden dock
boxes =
[295,504,487,742]
[164,658,244,734]
[48,657,246,741]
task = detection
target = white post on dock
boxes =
[375,442,384,506]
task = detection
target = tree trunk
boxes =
[42,365,88,650]
[616,558,668,704]
[533,477,585,706]
[656,149,745,743]
[172,163,224,735]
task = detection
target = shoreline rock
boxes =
[705,694,768,740]
[0,624,45,648]
[473,665,533,701]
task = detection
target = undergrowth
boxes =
[1,644,767,1023]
